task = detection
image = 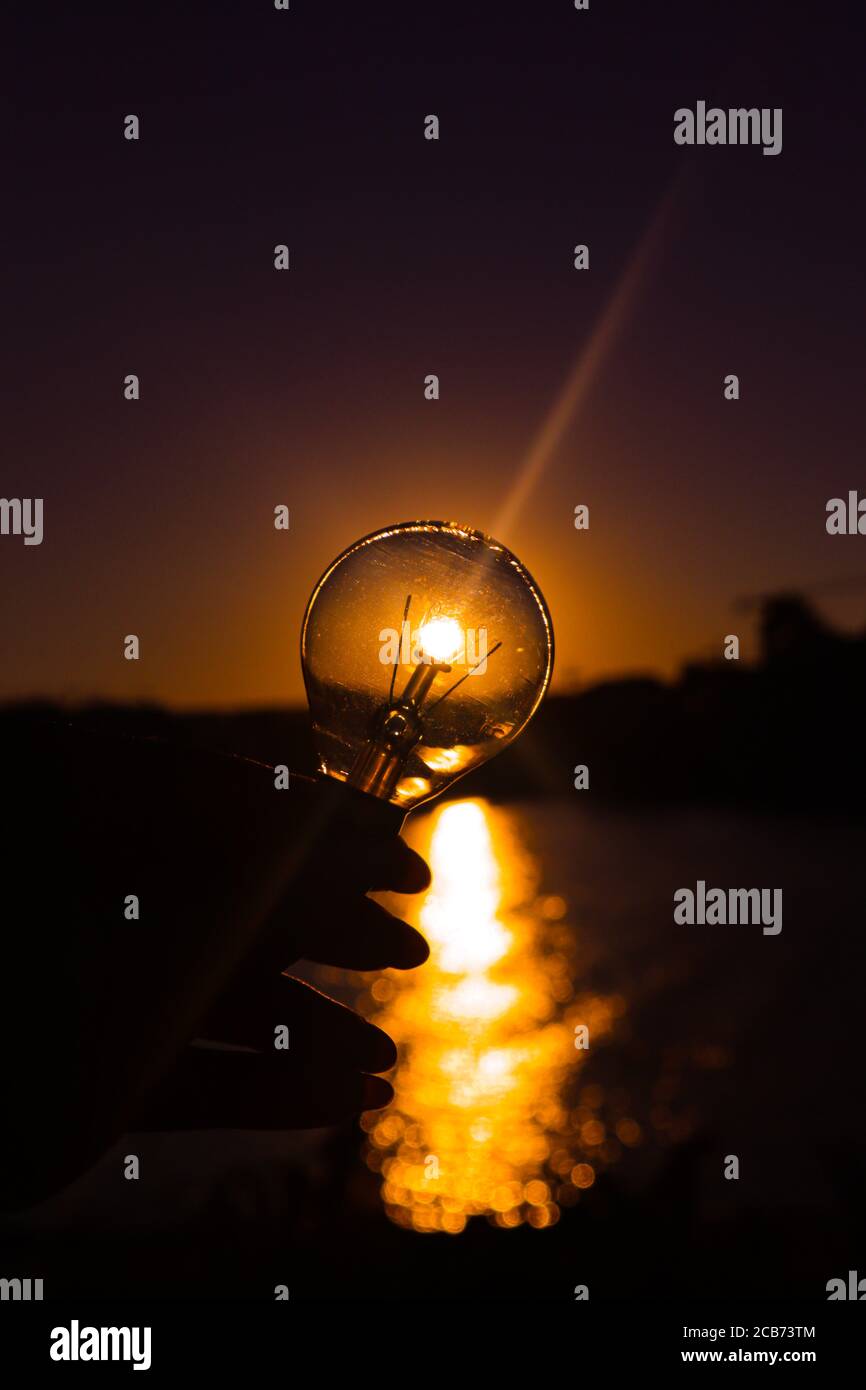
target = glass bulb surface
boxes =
[300,521,554,810]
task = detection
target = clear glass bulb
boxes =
[300,521,554,810]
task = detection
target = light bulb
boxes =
[300,521,554,812]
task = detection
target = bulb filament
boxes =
[348,594,500,799]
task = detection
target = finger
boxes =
[241,895,429,976]
[274,778,430,895]
[302,833,431,895]
[358,837,431,893]
[301,898,429,971]
[133,1047,394,1130]
[201,973,397,1073]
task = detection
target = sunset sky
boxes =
[4,1,865,708]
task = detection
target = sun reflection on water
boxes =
[358,798,631,1234]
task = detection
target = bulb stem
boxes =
[347,659,448,798]
[401,659,448,707]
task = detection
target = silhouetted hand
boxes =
[138,772,431,1131]
[2,720,430,1208]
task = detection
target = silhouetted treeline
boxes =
[4,596,863,814]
